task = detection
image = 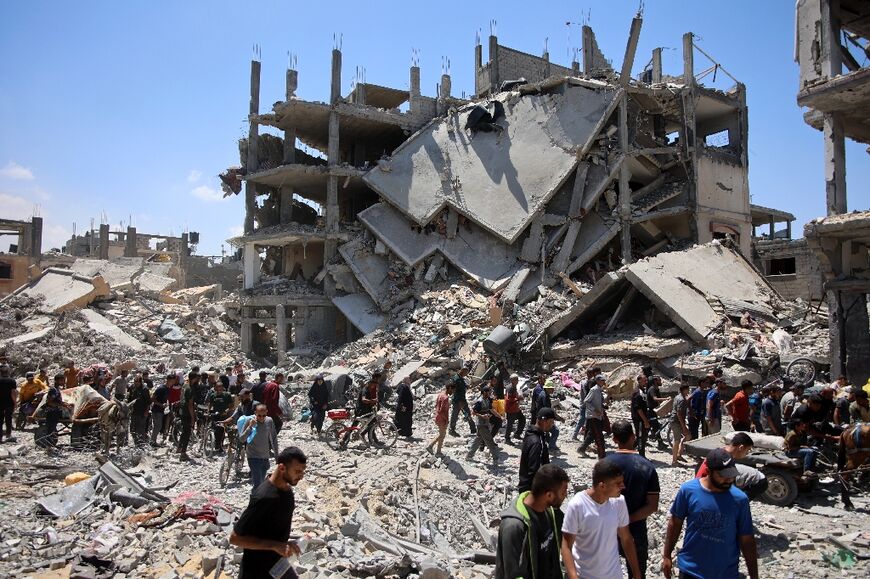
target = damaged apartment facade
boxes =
[0,216,43,297]
[227,14,755,361]
[797,0,870,384]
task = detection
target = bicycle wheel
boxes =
[324,423,344,451]
[786,358,816,386]
[200,426,215,458]
[219,447,234,487]
[370,418,398,449]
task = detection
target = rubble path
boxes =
[0,404,868,578]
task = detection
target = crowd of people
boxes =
[2,356,869,578]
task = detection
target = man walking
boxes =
[760,385,783,435]
[127,373,151,447]
[449,367,476,437]
[607,421,660,578]
[230,446,307,579]
[518,407,555,493]
[671,383,690,466]
[503,374,526,445]
[239,403,280,489]
[687,377,709,439]
[495,464,569,579]
[725,380,754,432]
[426,382,454,455]
[0,365,17,444]
[177,372,196,461]
[466,385,501,465]
[150,373,171,446]
[578,375,606,458]
[561,459,642,579]
[208,377,234,453]
[630,375,651,457]
[706,378,726,435]
[111,368,129,401]
[662,448,758,579]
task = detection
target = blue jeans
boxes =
[787,448,817,472]
[248,457,270,489]
[549,424,559,450]
[572,406,587,438]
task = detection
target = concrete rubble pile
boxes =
[0,259,249,375]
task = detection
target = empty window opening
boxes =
[768,257,796,275]
[0,262,11,279]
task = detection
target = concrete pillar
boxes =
[438,73,451,115]
[769,218,775,238]
[572,60,580,75]
[283,68,298,165]
[489,35,499,93]
[355,82,367,105]
[582,26,595,74]
[618,96,632,264]
[295,306,309,348]
[243,243,260,289]
[30,216,42,260]
[275,304,288,360]
[619,14,643,85]
[475,41,482,69]
[240,313,253,354]
[409,65,421,112]
[651,48,663,83]
[786,220,792,240]
[820,0,842,79]
[125,226,137,257]
[99,224,109,260]
[330,49,342,104]
[824,114,847,215]
[244,59,261,235]
[179,232,189,272]
[542,51,550,78]
[683,32,694,85]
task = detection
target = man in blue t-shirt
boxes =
[706,379,726,434]
[662,448,758,579]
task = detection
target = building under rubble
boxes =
[796,0,870,385]
[228,18,760,361]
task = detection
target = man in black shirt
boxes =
[630,376,652,457]
[607,420,660,579]
[496,464,569,579]
[231,446,308,579]
[251,371,269,404]
[518,407,555,493]
[0,365,17,443]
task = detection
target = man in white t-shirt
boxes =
[561,458,641,579]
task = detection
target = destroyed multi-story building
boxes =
[796,0,870,384]
[0,216,43,296]
[227,16,759,361]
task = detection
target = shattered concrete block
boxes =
[17,268,111,313]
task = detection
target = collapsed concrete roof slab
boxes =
[364,86,621,244]
[18,268,110,313]
[136,272,176,294]
[331,293,385,335]
[70,259,143,291]
[624,242,777,343]
[358,203,522,291]
[338,239,396,308]
[80,308,144,351]
[565,212,621,275]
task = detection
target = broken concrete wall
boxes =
[695,155,752,255]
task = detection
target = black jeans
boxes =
[213,422,225,451]
[0,404,13,439]
[179,417,192,454]
[619,525,648,579]
[449,400,476,434]
[504,411,526,441]
[687,416,702,440]
[44,409,61,448]
[311,406,325,433]
[272,416,283,433]
[633,419,649,457]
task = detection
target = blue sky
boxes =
[1,0,867,255]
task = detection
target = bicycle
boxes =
[196,406,216,458]
[219,424,247,487]
[324,406,398,451]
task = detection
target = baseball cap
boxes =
[594,374,606,383]
[537,407,556,420]
[706,448,739,478]
[509,374,519,380]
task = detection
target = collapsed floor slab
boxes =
[331,293,386,335]
[80,308,144,351]
[14,268,111,313]
[363,85,621,244]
